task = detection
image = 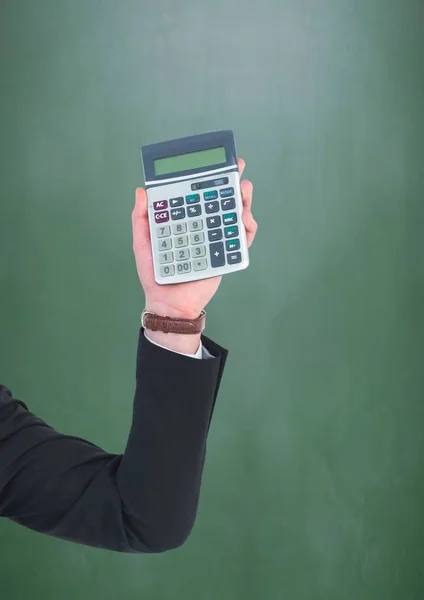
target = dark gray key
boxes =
[209,242,225,268]
[187,205,202,218]
[205,201,220,214]
[206,215,222,229]
[170,207,185,220]
[221,197,236,211]
[170,197,184,207]
[208,229,223,242]
[227,251,242,265]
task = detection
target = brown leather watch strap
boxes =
[141,309,206,335]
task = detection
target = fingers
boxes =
[242,209,258,247]
[239,176,257,247]
[133,187,148,218]
[132,188,150,249]
[237,157,246,177]
[240,179,253,211]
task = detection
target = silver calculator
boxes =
[141,130,249,285]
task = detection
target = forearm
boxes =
[116,329,227,551]
[0,329,227,553]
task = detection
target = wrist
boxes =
[144,300,202,321]
[143,301,204,355]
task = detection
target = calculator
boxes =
[141,130,249,285]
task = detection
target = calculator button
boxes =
[186,194,200,204]
[177,262,191,274]
[189,219,203,232]
[160,264,175,277]
[224,226,239,238]
[154,211,169,224]
[153,200,168,211]
[208,229,223,242]
[227,252,242,265]
[157,225,171,238]
[174,235,188,248]
[158,238,172,251]
[190,232,205,245]
[171,208,185,220]
[176,248,190,261]
[204,190,218,201]
[170,197,184,207]
[193,258,208,271]
[207,216,222,229]
[209,242,225,268]
[205,201,220,214]
[223,212,238,226]
[220,187,234,198]
[172,222,187,235]
[192,245,206,258]
[187,205,202,218]
[226,238,240,252]
[159,251,174,264]
[221,197,236,211]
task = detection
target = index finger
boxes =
[237,158,246,177]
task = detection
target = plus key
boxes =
[209,241,225,268]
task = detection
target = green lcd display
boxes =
[154,147,227,176]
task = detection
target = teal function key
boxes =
[204,190,218,200]
[186,194,200,204]
[223,212,238,225]
[224,226,238,238]
[226,239,240,251]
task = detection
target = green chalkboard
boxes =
[1,0,423,598]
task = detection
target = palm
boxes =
[135,237,221,315]
[132,158,256,318]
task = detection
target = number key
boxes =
[177,262,191,274]
[176,248,190,261]
[157,225,171,238]
[192,245,206,258]
[190,232,205,245]
[158,238,172,251]
[159,251,174,264]
[175,235,188,248]
[160,264,175,277]
[189,219,203,232]
[172,222,187,235]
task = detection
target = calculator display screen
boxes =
[154,147,226,176]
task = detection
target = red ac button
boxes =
[153,200,168,211]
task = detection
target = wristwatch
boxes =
[141,309,206,335]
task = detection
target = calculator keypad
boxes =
[153,183,243,278]
[157,225,171,238]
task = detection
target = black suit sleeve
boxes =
[0,330,227,553]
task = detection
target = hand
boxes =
[132,158,257,353]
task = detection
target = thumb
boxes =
[132,188,150,250]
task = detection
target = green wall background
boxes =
[1,1,423,598]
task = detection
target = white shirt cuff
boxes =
[143,330,212,359]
